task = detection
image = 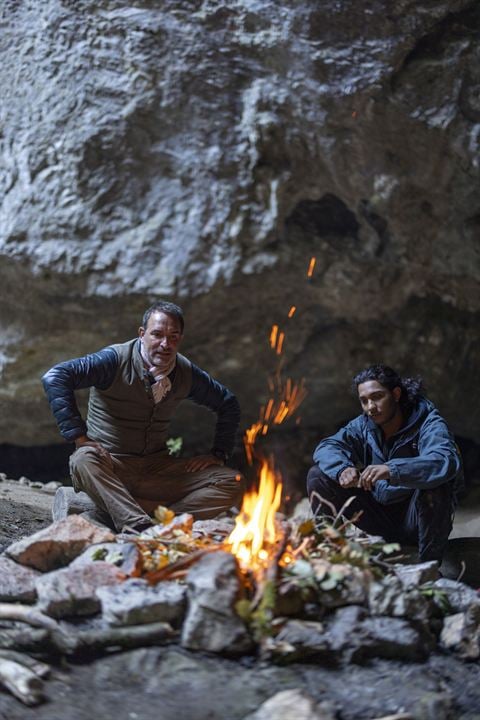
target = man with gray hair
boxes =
[42,300,244,534]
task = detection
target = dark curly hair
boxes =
[352,364,425,413]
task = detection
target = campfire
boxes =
[226,457,283,577]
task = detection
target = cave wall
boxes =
[0,0,479,472]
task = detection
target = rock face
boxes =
[1,0,479,463]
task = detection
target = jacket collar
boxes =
[365,396,431,447]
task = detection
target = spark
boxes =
[307,257,316,278]
[269,324,278,349]
[276,332,285,355]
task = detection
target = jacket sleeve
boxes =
[188,363,241,458]
[313,417,366,481]
[372,481,414,505]
[41,348,118,442]
[386,408,461,489]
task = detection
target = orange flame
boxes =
[226,457,282,574]
[288,305,296,318]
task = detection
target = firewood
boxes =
[50,621,176,655]
[0,627,50,653]
[0,650,50,678]
[0,603,59,631]
[0,657,45,706]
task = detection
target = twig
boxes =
[456,560,466,583]
[310,490,337,520]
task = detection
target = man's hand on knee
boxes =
[338,467,360,488]
[185,454,225,472]
[74,435,113,466]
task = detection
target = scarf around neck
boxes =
[140,341,176,404]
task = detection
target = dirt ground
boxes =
[0,480,54,552]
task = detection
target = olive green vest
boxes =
[86,339,192,455]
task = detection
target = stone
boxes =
[270,620,331,664]
[242,689,337,720]
[0,474,6,482]
[325,605,432,663]
[5,515,115,571]
[433,577,480,614]
[71,542,142,576]
[97,578,186,627]
[0,555,41,602]
[440,605,480,660]
[181,551,253,655]
[394,561,440,588]
[35,561,125,618]
[0,1,478,478]
[368,575,431,621]
[42,481,61,493]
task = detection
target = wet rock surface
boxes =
[0,0,479,470]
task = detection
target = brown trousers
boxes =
[69,446,245,532]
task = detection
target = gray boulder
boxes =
[181,551,253,655]
[35,561,125,618]
[97,578,186,627]
[5,516,115,572]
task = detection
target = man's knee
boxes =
[306,465,334,498]
[69,446,109,491]
[211,466,245,504]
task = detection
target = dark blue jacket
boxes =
[42,341,240,458]
[313,398,463,505]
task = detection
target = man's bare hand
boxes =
[359,464,390,491]
[185,454,225,472]
[339,467,360,488]
[74,435,112,465]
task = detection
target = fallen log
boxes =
[50,621,176,656]
[0,627,51,653]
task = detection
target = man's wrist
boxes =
[75,435,89,447]
[211,448,227,463]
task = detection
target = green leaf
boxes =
[91,547,108,561]
[381,543,401,555]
